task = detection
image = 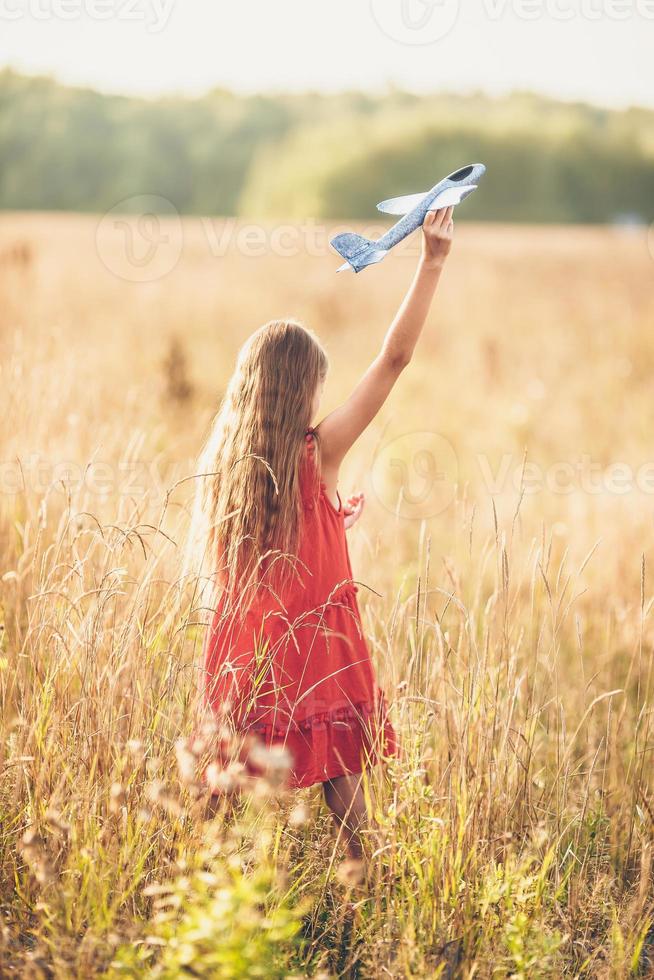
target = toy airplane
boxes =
[330,162,486,273]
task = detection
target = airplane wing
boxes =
[377,182,478,216]
[427,184,477,210]
[376,191,428,215]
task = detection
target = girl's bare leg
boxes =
[323,773,367,859]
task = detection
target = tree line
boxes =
[1,70,652,223]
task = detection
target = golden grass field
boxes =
[1,212,654,977]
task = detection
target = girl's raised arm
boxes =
[317,205,454,488]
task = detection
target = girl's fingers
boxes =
[427,205,454,232]
[344,492,365,528]
[426,207,444,227]
[441,206,453,226]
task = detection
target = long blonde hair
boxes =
[192,319,328,602]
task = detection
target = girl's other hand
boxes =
[343,492,365,530]
[421,205,454,270]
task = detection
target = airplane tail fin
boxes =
[331,232,374,260]
[330,232,388,273]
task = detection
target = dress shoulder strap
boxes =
[305,427,317,452]
[301,428,320,504]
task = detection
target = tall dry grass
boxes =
[1,213,654,977]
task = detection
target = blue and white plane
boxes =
[330,162,486,273]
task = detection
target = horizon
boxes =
[4,66,654,115]
[1,0,653,110]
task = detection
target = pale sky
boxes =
[0,0,653,108]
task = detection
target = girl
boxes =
[195,206,454,857]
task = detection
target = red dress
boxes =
[201,428,398,789]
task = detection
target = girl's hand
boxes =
[421,205,454,270]
[343,492,365,530]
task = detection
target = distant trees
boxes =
[1,70,652,223]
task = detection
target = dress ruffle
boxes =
[244,694,398,789]
[324,582,359,602]
[245,695,382,737]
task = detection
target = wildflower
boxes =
[190,735,207,756]
[336,858,366,888]
[248,742,292,789]
[146,780,182,816]
[20,828,55,885]
[126,739,145,762]
[44,808,70,837]
[205,761,245,794]
[109,783,126,814]
[175,738,199,786]
[288,803,309,828]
